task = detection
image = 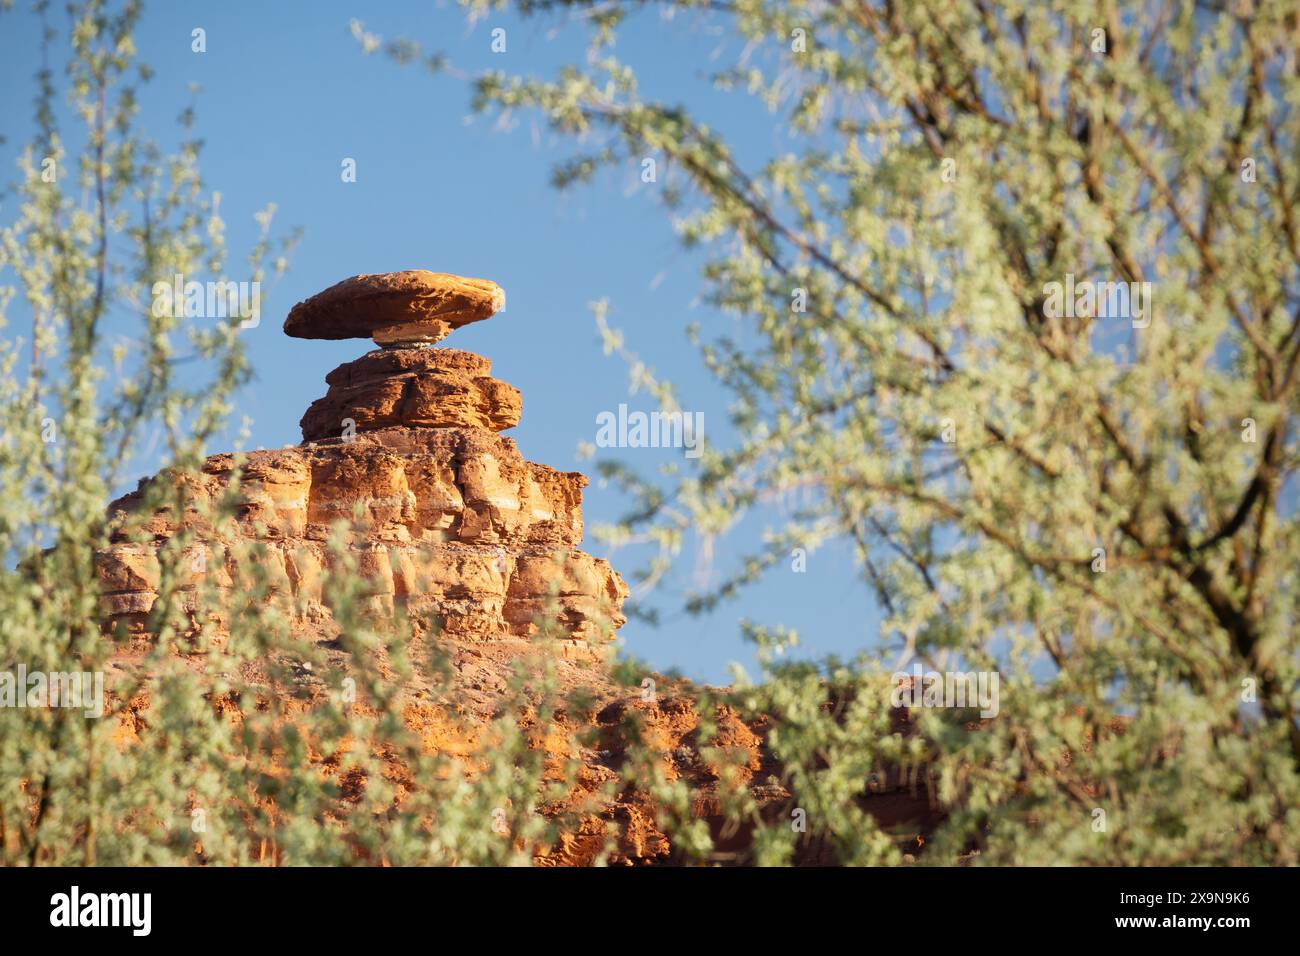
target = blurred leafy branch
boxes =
[356,0,1300,863]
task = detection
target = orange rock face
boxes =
[101,426,626,652]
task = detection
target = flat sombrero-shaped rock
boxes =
[283,270,505,346]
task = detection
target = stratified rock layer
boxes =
[300,348,521,442]
[99,427,626,655]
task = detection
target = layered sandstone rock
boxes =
[100,428,626,655]
[299,348,521,441]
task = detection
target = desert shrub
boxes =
[359,0,1300,864]
[0,0,603,866]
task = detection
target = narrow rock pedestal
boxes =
[299,348,521,442]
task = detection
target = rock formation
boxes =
[100,271,627,663]
[93,270,940,864]
[283,270,505,346]
[299,348,521,441]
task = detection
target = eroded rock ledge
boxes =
[299,348,521,442]
[100,427,626,654]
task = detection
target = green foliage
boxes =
[362,0,1300,863]
[0,0,608,867]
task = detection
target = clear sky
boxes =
[0,0,884,684]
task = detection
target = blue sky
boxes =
[0,0,883,684]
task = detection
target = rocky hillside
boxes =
[91,270,939,864]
